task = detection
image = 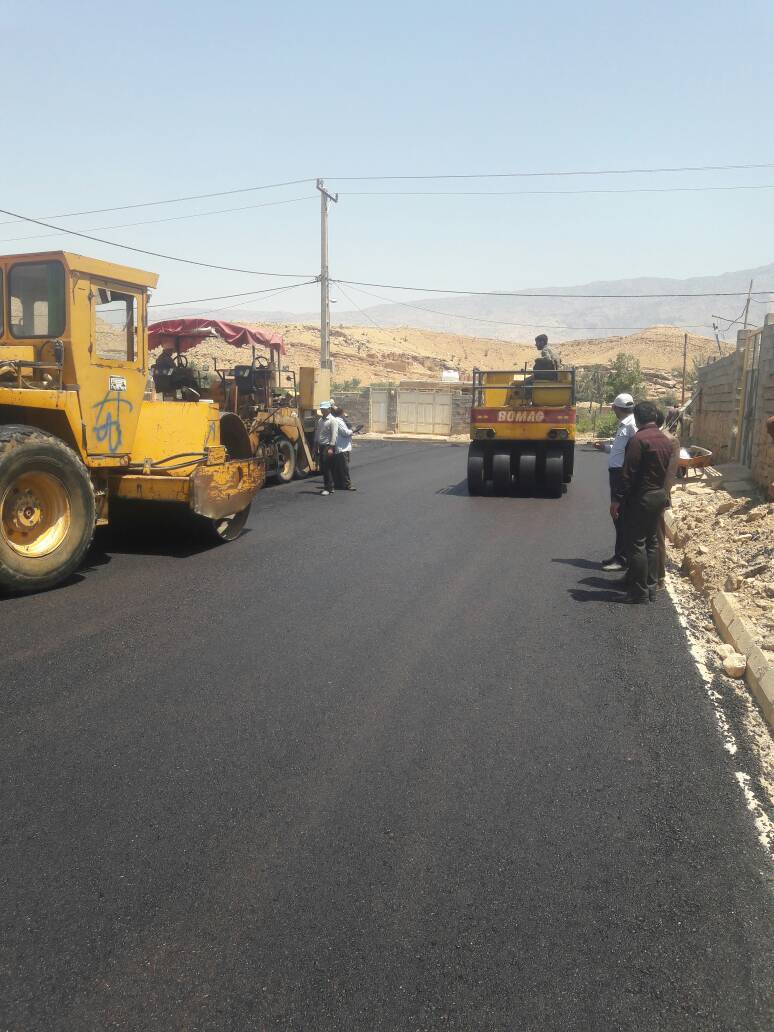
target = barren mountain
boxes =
[199,262,774,345]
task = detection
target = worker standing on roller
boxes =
[314,400,338,496]
[534,333,560,370]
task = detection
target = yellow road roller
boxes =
[0,251,264,593]
[467,366,576,497]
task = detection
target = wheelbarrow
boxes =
[676,445,713,479]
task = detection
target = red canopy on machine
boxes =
[148,318,285,355]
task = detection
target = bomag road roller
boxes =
[467,365,576,497]
[0,251,264,593]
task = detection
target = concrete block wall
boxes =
[330,390,371,429]
[750,318,774,492]
[692,349,744,464]
[451,388,473,434]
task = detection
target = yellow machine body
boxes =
[467,367,576,497]
[0,250,262,530]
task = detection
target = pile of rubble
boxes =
[669,481,774,657]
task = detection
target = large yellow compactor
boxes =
[467,366,576,497]
[0,251,263,592]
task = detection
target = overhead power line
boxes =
[0,177,317,227]
[329,162,774,182]
[0,205,317,280]
[337,282,716,332]
[333,282,386,331]
[334,277,774,300]
[342,183,774,197]
[0,196,317,245]
[149,279,318,309]
[5,161,772,231]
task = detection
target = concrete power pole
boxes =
[743,278,754,330]
[316,178,339,371]
[681,332,688,404]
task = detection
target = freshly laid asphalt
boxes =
[1,442,772,1031]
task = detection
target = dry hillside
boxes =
[153,322,719,399]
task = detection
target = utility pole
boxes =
[681,332,688,403]
[316,178,338,371]
[712,321,724,358]
[743,278,754,330]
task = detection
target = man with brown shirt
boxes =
[618,401,675,604]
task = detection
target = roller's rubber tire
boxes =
[0,425,95,594]
[272,437,296,484]
[563,446,575,484]
[518,451,537,493]
[467,445,485,495]
[196,505,251,543]
[293,441,311,480]
[545,451,564,499]
[492,451,511,495]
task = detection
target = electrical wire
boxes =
[334,276,774,300]
[6,160,771,231]
[329,162,774,182]
[340,183,774,197]
[335,281,717,332]
[149,280,318,309]
[0,177,317,227]
[0,196,317,245]
[332,282,386,332]
[0,205,317,279]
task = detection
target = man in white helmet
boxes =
[601,393,637,571]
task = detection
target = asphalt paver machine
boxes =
[148,319,329,484]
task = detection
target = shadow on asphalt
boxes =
[438,480,569,499]
[551,557,602,570]
[0,550,109,602]
[578,575,627,591]
[89,518,244,560]
[568,587,627,603]
[437,480,470,496]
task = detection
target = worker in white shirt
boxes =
[601,393,637,572]
[314,400,339,495]
[332,405,357,491]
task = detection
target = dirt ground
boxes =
[668,480,774,656]
[150,322,716,398]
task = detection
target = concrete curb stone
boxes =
[665,510,774,729]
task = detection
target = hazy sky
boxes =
[4,0,774,316]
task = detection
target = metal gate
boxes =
[370,388,389,432]
[397,389,452,435]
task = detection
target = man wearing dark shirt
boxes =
[618,401,675,603]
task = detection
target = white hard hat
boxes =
[612,393,635,410]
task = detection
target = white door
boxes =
[370,388,389,432]
[397,390,452,435]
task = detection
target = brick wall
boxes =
[691,317,774,491]
[749,318,774,492]
[691,349,744,464]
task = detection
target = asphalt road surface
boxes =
[2,442,772,1032]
